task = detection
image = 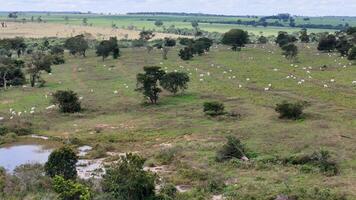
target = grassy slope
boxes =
[0,43,356,197]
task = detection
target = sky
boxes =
[0,0,355,16]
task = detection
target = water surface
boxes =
[0,145,52,172]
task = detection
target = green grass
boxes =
[1,43,356,198]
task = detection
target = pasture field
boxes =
[1,42,356,198]
[0,22,184,39]
[1,12,354,36]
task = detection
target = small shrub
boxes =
[155,147,179,165]
[53,176,91,200]
[52,90,81,113]
[216,136,247,162]
[283,150,339,176]
[203,101,225,116]
[158,183,177,200]
[275,101,304,119]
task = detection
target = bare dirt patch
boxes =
[0,22,184,39]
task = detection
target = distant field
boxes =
[0,22,185,39]
[1,12,354,36]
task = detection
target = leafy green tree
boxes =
[336,37,353,56]
[154,20,164,27]
[281,43,298,61]
[299,29,310,43]
[276,31,297,47]
[45,146,78,180]
[179,47,194,60]
[53,176,91,200]
[102,153,156,200]
[26,52,52,87]
[163,38,176,47]
[348,46,356,60]
[50,45,66,65]
[0,57,25,89]
[96,37,120,60]
[191,21,199,29]
[136,66,165,104]
[195,37,213,51]
[258,35,268,44]
[222,29,249,51]
[64,35,89,57]
[346,27,356,35]
[161,72,190,94]
[52,90,82,113]
[317,34,337,51]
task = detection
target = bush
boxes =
[203,101,225,116]
[52,90,81,113]
[45,146,78,180]
[275,101,304,119]
[155,147,179,165]
[102,153,156,200]
[283,150,339,176]
[216,136,247,162]
[179,47,194,60]
[158,183,177,200]
[160,72,190,94]
[53,176,91,200]
[348,46,356,60]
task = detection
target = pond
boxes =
[0,143,103,179]
[0,145,52,172]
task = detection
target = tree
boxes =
[0,37,26,57]
[102,153,156,200]
[136,66,165,104]
[336,37,353,56]
[281,43,298,61]
[164,38,176,47]
[161,72,190,94]
[0,57,25,89]
[191,21,199,29]
[154,20,164,27]
[26,52,52,87]
[50,45,66,65]
[82,18,88,26]
[222,29,249,51]
[317,34,337,51]
[346,27,356,35]
[139,31,155,41]
[179,47,194,60]
[53,176,91,200]
[276,31,297,47]
[348,46,356,60]
[258,35,268,44]
[45,146,78,180]
[299,29,310,43]
[64,35,89,57]
[8,12,18,20]
[96,37,120,61]
[195,37,213,51]
[52,90,81,113]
